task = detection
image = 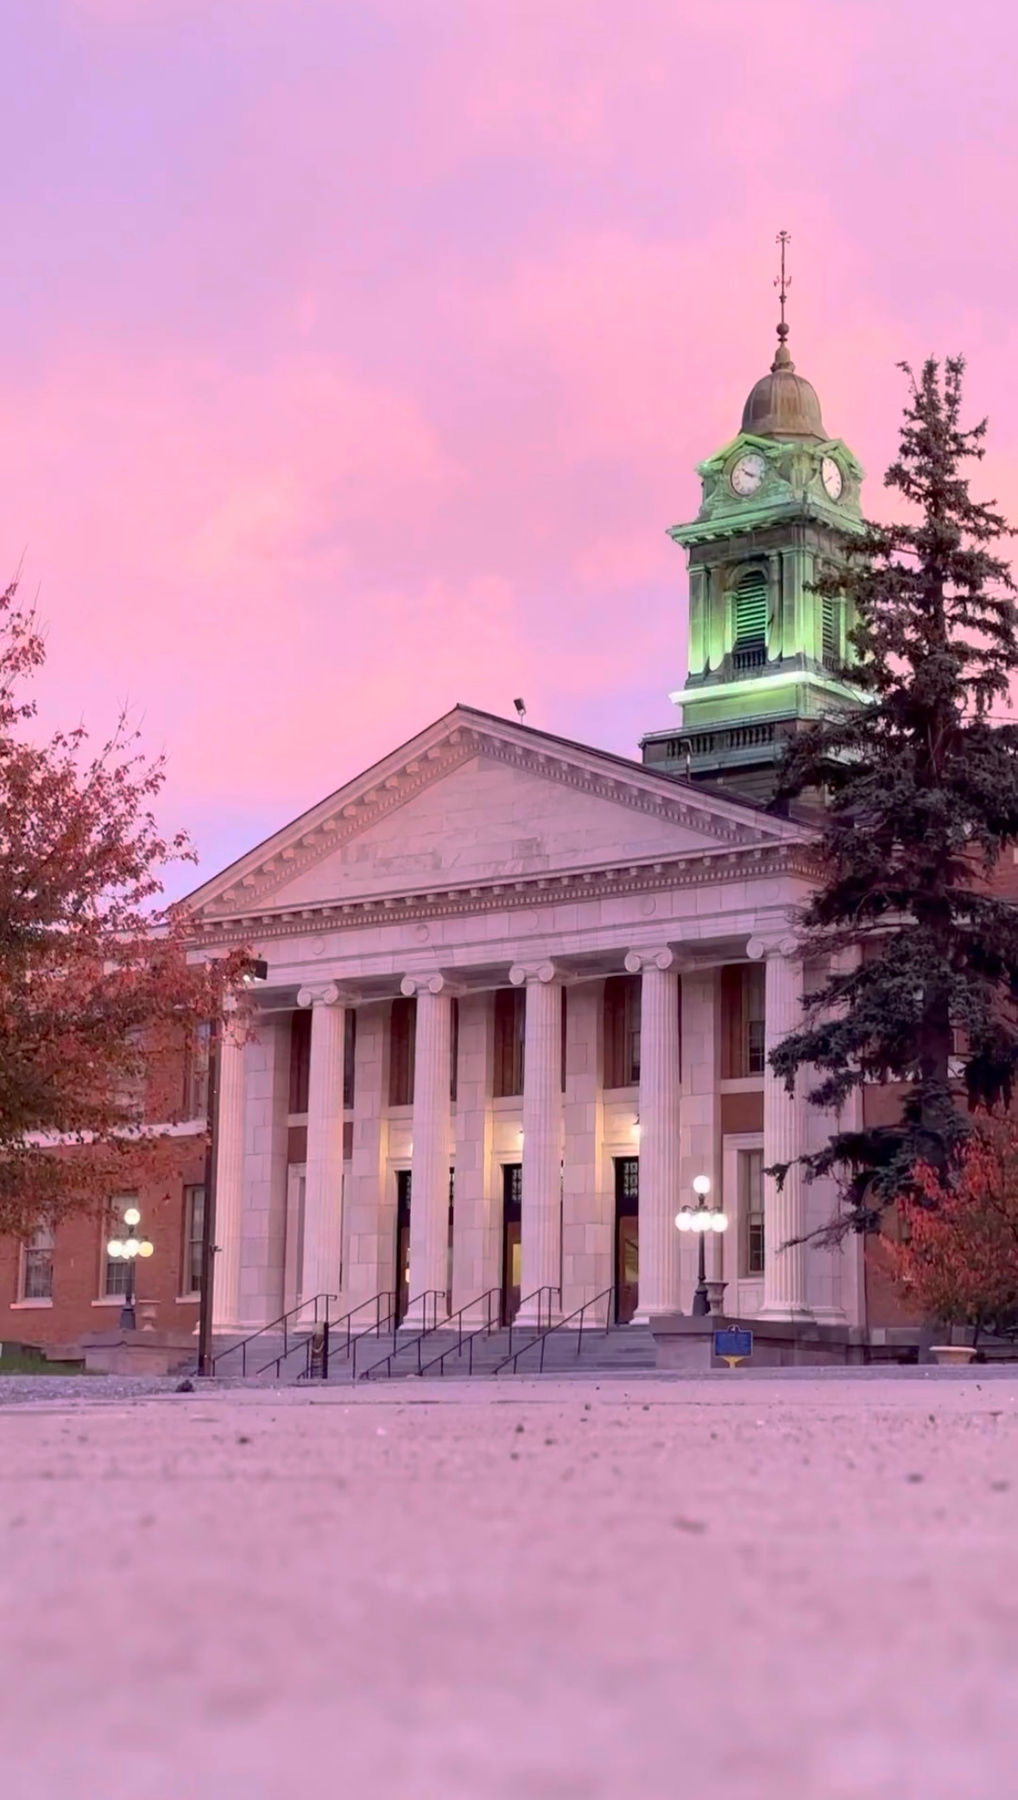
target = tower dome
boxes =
[741,337,826,441]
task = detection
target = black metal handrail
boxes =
[414,1289,503,1378]
[208,1291,337,1378]
[356,1289,447,1379]
[254,1290,396,1381]
[503,1285,560,1361]
[492,1286,614,1376]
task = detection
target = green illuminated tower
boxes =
[642,238,866,802]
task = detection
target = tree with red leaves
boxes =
[880,1115,1018,1337]
[0,580,243,1237]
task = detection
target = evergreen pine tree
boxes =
[772,357,1018,1229]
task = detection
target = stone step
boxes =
[208,1321,657,1382]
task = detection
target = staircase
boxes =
[416,1320,656,1379]
[206,1293,657,1383]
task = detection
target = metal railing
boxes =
[414,1290,503,1377]
[208,1292,337,1378]
[356,1290,448,1379]
[492,1287,615,1376]
[500,1285,560,1358]
[254,1290,396,1381]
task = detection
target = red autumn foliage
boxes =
[880,1114,1018,1334]
[0,579,248,1237]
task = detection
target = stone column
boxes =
[749,936,811,1319]
[678,966,721,1312]
[212,1019,247,1332]
[343,1002,390,1316]
[297,984,348,1313]
[561,980,609,1317]
[401,974,455,1326]
[238,1014,290,1329]
[510,962,564,1326]
[451,991,497,1319]
[625,948,681,1319]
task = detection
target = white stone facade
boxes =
[193,707,864,1334]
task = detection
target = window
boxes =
[615,1157,639,1207]
[822,594,842,670]
[604,975,641,1088]
[289,1009,312,1113]
[493,987,525,1098]
[21,1226,54,1301]
[182,1185,205,1296]
[118,1026,147,1119]
[389,997,416,1106]
[103,1196,137,1297]
[739,1149,765,1276]
[721,964,766,1078]
[343,1008,357,1110]
[561,987,568,1094]
[733,569,768,668]
[184,1021,212,1119]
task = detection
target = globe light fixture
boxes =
[675,1174,728,1316]
[109,1207,154,1330]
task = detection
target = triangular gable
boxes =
[187,706,804,921]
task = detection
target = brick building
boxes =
[0,1030,209,1351]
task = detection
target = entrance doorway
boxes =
[501,1163,522,1324]
[395,1170,411,1323]
[614,1156,639,1323]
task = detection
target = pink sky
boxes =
[4,0,1018,890]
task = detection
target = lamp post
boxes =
[196,957,269,1378]
[676,1174,728,1317]
[106,1205,154,1331]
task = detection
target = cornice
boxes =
[196,722,790,922]
[189,840,823,951]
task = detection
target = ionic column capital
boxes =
[746,933,800,962]
[297,982,359,1009]
[399,971,462,999]
[509,960,564,987]
[624,947,677,975]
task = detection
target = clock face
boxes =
[730,452,767,497]
[821,455,844,501]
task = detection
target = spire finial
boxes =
[772,230,793,370]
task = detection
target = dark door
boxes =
[614,1156,639,1323]
[501,1163,522,1325]
[395,1170,411,1324]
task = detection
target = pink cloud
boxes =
[2,0,1018,889]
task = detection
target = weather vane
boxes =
[774,229,791,348]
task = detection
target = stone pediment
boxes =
[187,707,804,924]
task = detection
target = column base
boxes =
[632,1306,678,1326]
[512,1303,562,1332]
[401,1302,449,1332]
[756,1305,815,1323]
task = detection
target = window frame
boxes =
[181,1183,206,1298]
[19,1225,54,1303]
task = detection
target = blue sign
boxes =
[713,1328,753,1363]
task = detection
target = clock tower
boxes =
[642,264,866,803]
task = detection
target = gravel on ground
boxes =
[1,1372,1016,1799]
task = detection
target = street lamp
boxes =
[675,1174,728,1317]
[106,1205,154,1331]
[197,957,269,1377]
